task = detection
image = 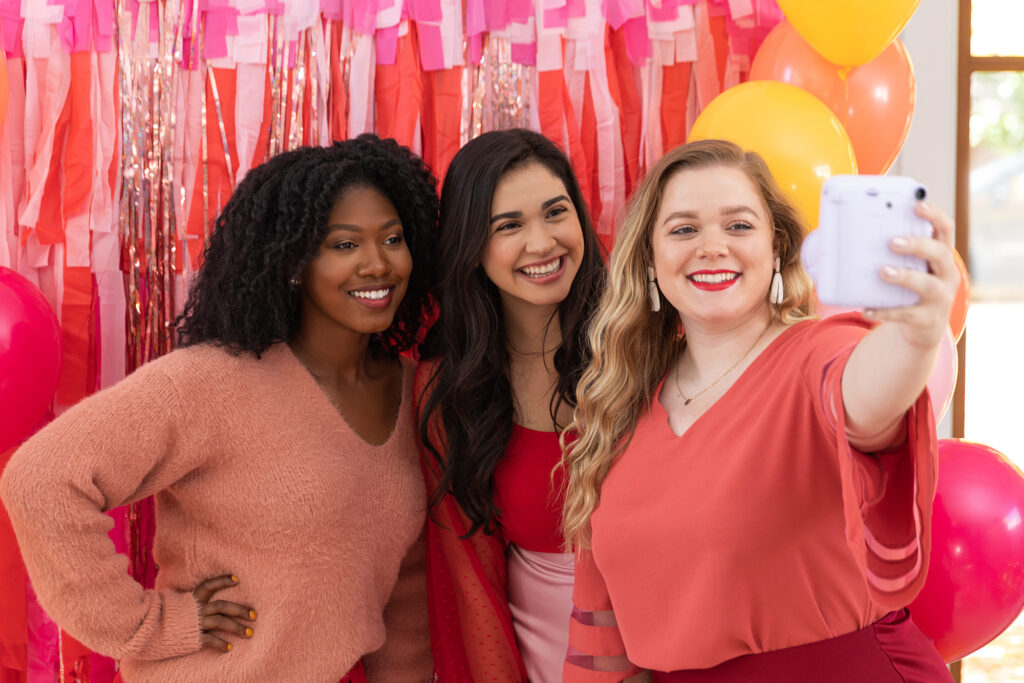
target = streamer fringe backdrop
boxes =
[0,0,781,679]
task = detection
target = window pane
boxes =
[968,72,1024,301]
[962,69,1024,683]
[972,0,1024,56]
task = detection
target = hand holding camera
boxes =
[802,174,959,351]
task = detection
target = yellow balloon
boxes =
[688,81,857,231]
[777,0,920,67]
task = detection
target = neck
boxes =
[288,323,376,386]
[501,297,562,357]
[679,308,774,379]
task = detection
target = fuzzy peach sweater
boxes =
[0,343,431,682]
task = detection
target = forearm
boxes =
[842,322,936,452]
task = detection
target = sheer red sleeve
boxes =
[414,362,528,682]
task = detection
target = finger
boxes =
[199,631,234,653]
[200,614,254,639]
[914,201,955,248]
[201,600,257,622]
[194,574,239,604]
[889,235,956,281]
[880,265,949,302]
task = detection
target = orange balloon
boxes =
[776,0,920,67]
[750,20,916,174]
[688,81,857,230]
[950,250,969,343]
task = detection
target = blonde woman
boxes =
[561,139,955,682]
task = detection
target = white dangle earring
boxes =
[648,267,661,312]
[769,257,785,305]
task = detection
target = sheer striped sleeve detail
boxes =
[818,344,938,611]
[563,550,642,681]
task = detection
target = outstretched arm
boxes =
[842,202,958,452]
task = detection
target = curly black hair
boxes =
[177,134,438,356]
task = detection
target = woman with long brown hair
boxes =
[417,128,605,682]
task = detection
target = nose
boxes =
[524,221,557,255]
[357,243,392,278]
[696,231,729,259]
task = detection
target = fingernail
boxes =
[891,237,908,248]
[245,628,253,637]
[231,575,239,583]
[227,644,233,652]
[864,309,876,318]
[249,609,257,620]
[882,266,898,278]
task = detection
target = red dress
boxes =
[565,314,948,681]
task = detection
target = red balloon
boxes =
[750,20,916,175]
[910,439,1024,662]
[0,267,61,451]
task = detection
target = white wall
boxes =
[892,0,959,439]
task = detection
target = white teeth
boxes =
[520,258,562,277]
[351,288,390,300]
[691,272,738,284]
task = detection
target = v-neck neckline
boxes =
[654,321,808,440]
[283,344,408,448]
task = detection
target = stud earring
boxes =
[648,267,661,313]
[289,276,301,287]
[769,257,784,305]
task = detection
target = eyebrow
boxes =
[661,205,760,225]
[325,218,402,233]
[490,194,571,224]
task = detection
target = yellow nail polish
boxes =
[227,643,233,652]
[249,609,257,620]
[231,575,239,583]
[245,628,254,637]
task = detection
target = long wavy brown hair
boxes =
[561,139,817,548]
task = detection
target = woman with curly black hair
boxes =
[1,135,438,683]
[415,129,606,683]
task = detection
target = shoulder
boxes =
[779,312,874,356]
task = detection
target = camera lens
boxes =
[915,186,927,200]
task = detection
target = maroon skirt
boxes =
[651,609,951,683]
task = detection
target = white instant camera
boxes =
[802,175,932,309]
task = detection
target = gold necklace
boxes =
[674,322,773,406]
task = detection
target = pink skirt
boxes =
[651,609,951,683]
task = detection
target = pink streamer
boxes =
[0,0,24,57]
[410,0,442,22]
[510,42,536,66]
[543,5,568,29]
[622,16,651,65]
[465,0,487,37]
[417,23,445,71]
[509,0,532,24]
[375,24,399,65]
[649,0,683,23]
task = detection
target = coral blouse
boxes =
[565,315,938,679]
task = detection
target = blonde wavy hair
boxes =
[561,139,817,548]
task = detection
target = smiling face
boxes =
[298,185,412,340]
[481,161,585,316]
[651,164,777,330]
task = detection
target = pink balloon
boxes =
[910,440,1024,662]
[0,267,62,451]
[816,304,957,423]
[926,329,957,424]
